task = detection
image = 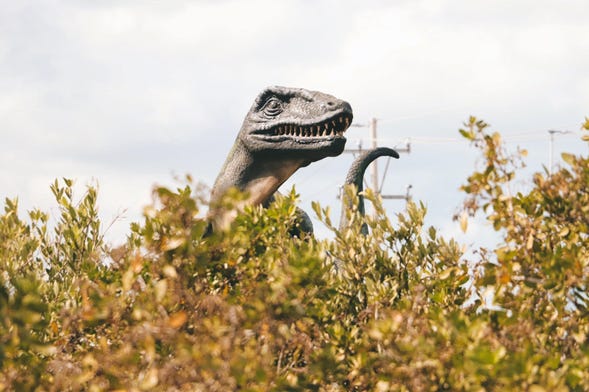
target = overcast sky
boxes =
[1,0,588,246]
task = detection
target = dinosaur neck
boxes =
[210,141,305,230]
[241,158,304,205]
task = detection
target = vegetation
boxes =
[1,118,588,391]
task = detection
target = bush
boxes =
[1,119,588,391]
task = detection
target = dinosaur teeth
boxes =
[268,117,349,138]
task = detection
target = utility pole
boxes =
[369,118,379,192]
[548,130,572,174]
[343,117,411,201]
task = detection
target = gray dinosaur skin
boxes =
[208,86,398,234]
[340,147,400,234]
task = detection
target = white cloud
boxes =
[1,0,588,244]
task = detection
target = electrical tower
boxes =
[343,117,412,201]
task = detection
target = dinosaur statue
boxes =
[208,86,399,234]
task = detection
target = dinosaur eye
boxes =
[261,98,284,117]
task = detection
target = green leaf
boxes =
[459,128,475,141]
[561,152,575,166]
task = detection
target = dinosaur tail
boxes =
[339,147,400,232]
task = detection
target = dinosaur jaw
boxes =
[251,111,352,139]
[244,111,352,158]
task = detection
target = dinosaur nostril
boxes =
[323,101,338,110]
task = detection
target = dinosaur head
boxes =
[239,86,353,164]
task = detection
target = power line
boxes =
[347,129,581,146]
[339,121,583,206]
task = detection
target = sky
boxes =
[1,0,588,248]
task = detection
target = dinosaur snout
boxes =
[322,99,352,115]
[339,100,353,115]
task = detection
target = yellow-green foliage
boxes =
[1,120,588,391]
